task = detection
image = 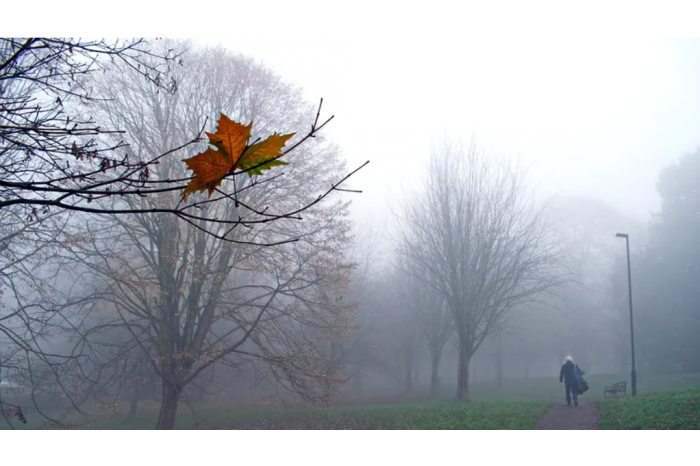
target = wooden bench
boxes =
[603,381,627,398]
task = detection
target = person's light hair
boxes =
[566,355,573,362]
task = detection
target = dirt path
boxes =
[534,399,600,430]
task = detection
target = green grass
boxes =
[598,386,700,430]
[441,372,700,401]
[105,399,549,430]
[207,400,551,430]
[5,372,700,430]
[2,399,550,430]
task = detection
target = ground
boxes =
[4,373,699,429]
[534,399,600,430]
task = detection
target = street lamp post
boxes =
[616,232,637,396]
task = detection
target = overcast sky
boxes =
[23,2,700,227]
[188,10,700,227]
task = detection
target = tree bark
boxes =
[457,338,470,401]
[496,333,503,391]
[155,380,182,430]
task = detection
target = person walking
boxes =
[559,355,580,406]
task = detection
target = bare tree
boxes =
[0,38,363,242]
[397,139,563,401]
[50,42,358,429]
[1,38,365,428]
[1,38,177,213]
[0,38,183,427]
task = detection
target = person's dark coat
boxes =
[559,360,577,386]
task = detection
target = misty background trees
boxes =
[3,36,700,429]
[619,150,700,374]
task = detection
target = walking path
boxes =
[534,399,600,429]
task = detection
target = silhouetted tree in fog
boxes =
[56,42,358,429]
[0,38,365,428]
[397,139,563,401]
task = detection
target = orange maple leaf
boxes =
[181,113,294,199]
[181,147,232,198]
[205,114,252,167]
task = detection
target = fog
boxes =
[200,33,700,226]
[2,16,700,432]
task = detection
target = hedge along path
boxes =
[533,399,600,430]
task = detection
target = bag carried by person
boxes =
[573,364,589,395]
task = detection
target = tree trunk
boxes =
[457,338,470,401]
[155,380,182,430]
[430,353,442,398]
[496,333,503,391]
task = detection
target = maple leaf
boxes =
[204,114,252,167]
[181,147,232,198]
[182,114,250,199]
[181,113,294,199]
[237,133,295,177]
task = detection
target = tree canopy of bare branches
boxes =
[396,139,563,401]
[49,42,358,429]
[1,38,366,429]
[0,38,365,242]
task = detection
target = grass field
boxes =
[3,372,700,429]
[598,386,700,429]
[6,399,550,430]
[436,371,700,401]
[201,400,551,430]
